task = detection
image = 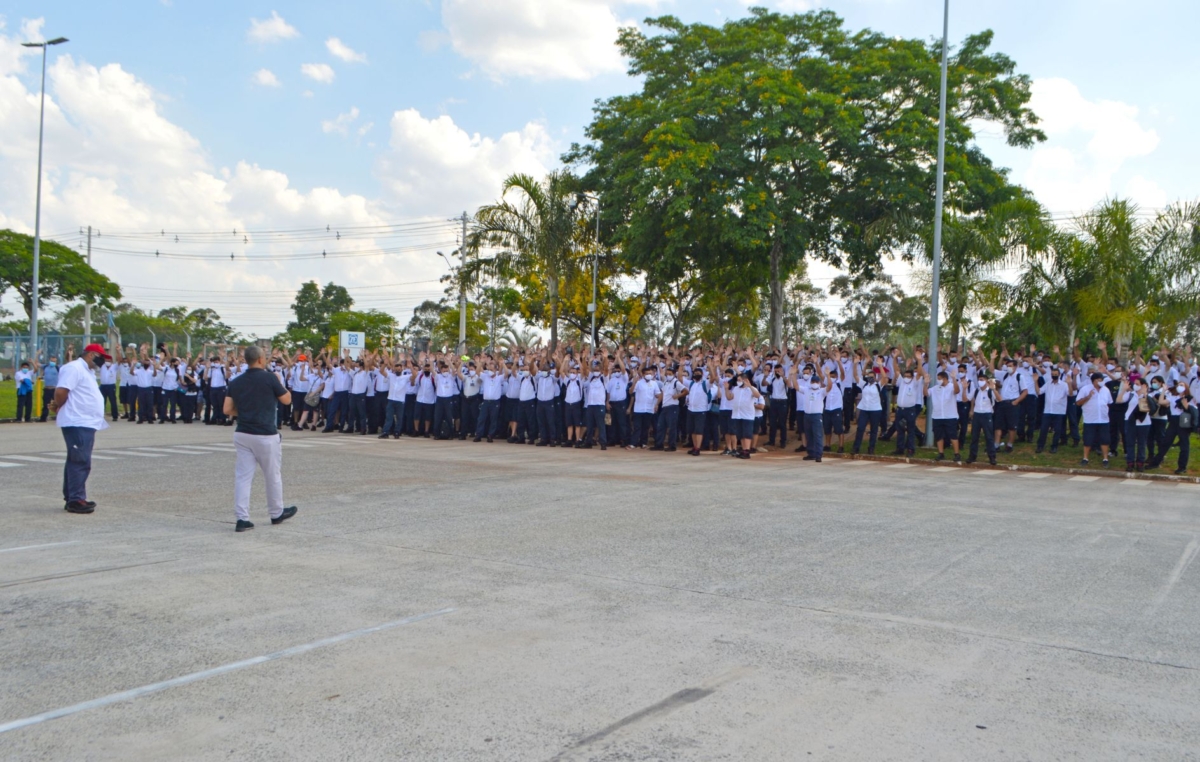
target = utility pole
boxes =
[590,198,600,347]
[459,211,468,355]
[83,225,92,344]
[924,0,950,447]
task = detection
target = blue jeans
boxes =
[804,413,824,457]
[476,399,500,439]
[655,405,679,448]
[61,426,96,503]
[381,399,405,435]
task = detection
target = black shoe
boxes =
[794,445,806,453]
[1035,448,1043,454]
[936,453,945,461]
[666,447,677,452]
[1175,468,1186,475]
[64,500,94,514]
[536,442,547,447]
[965,459,976,464]
[1049,447,1058,454]
[803,455,816,461]
[837,446,844,454]
[291,425,302,432]
[953,453,961,463]
[393,434,401,439]
[378,434,389,439]
[649,445,664,451]
[487,438,494,443]
[988,458,997,466]
[473,437,482,442]
[600,444,607,451]
[235,520,254,532]
[271,506,298,525]
[815,458,822,463]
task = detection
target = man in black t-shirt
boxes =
[224,346,298,532]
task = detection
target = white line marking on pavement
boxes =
[929,466,959,473]
[116,451,167,458]
[1018,473,1050,479]
[1120,479,1147,487]
[2,455,66,464]
[836,461,871,466]
[971,470,1002,476]
[0,607,456,736]
[0,541,81,554]
[0,462,25,468]
[89,455,120,460]
[177,445,234,452]
[280,442,315,448]
[1147,538,1200,618]
[1068,475,1100,482]
[134,448,210,456]
[885,463,917,469]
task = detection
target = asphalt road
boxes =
[1,420,1198,761]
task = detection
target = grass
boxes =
[842,426,1200,477]
[0,380,15,420]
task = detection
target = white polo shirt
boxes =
[56,358,109,431]
[632,377,661,414]
[1079,384,1113,424]
[1041,379,1070,416]
[928,382,958,420]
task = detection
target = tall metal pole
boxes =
[21,37,67,361]
[459,212,468,355]
[590,199,599,347]
[83,225,92,344]
[29,44,49,360]
[925,0,950,447]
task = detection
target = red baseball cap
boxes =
[84,343,112,360]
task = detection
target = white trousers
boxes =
[233,432,283,522]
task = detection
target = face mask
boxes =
[939,378,948,386]
[693,375,702,382]
[809,382,820,390]
[737,379,745,387]
[950,357,957,363]
[1051,375,1060,382]
[540,371,549,378]
[904,376,913,383]
[1178,385,1186,393]
[92,356,105,368]
[1152,383,1161,390]
[1106,364,1115,371]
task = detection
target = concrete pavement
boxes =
[0,421,1198,760]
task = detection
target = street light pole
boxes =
[21,36,68,361]
[459,212,468,355]
[925,0,949,447]
[591,197,600,348]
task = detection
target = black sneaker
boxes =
[235,520,254,532]
[936,453,945,461]
[1080,458,1089,466]
[377,433,389,439]
[953,453,961,463]
[64,500,94,514]
[271,506,298,525]
[1102,459,1110,468]
[1175,468,1186,475]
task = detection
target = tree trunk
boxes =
[1067,323,1076,356]
[768,238,784,349]
[548,272,559,352]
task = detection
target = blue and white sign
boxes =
[339,331,366,360]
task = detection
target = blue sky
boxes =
[0,0,1195,334]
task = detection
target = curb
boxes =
[817,450,1200,485]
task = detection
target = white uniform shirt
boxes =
[386,370,410,402]
[686,378,712,413]
[98,362,118,385]
[895,376,923,408]
[1041,379,1070,415]
[659,377,683,408]
[461,371,481,398]
[606,372,629,402]
[56,358,109,431]
[730,384,757,420]
[480,370,505,401]
[632,377,661,414]
[1079,384,1114,424]
[562,374,584,404]
[434,371,459,399]
[803,383,826,415]
[971,382,995,414]
[928,382,958,420]
[857,382,883,412]
[162,367,180,391]
[133,365,155,388]
[584,373,607,406]
[350,369,370,395]
[535,373,557,402]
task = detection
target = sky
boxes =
[1,0,1195,338]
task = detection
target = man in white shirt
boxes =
[14,360,35,422]
[50,344,111,514]
[475,360,505,442]
[380,361,410,439]
[966,370,998,466]
[1035,366,1072,454]
[925,369,962,462]
[606,365,630,447]
[993,359,1028,453]
[98,358,119,422]
[629,367,662,449]
[460,361,482,441]
[579,360,609,450]
[851,365,885,455]
[892,363,925,457]
[1077,372,1114,467]
[133,357,157,424]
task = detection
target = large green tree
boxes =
[283,281,354,348]
[0,229,122,321]
[567,9,1044,347]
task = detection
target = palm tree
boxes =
[1070,199,1200,354]
[911,196,1052,349]
[497,326,543,353]
[473,171,585,350]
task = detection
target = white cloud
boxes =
[251,68,280,87]
[321,106,360,136]
[440,0,629,81]
[20,17,45,41]
[376,109,554,217]
[0,28,457,335]
[247,11,299,44]
[325,37,367,64]
[1124,175,1167,209]
[1022,77,1160,214]
[300,62,335,84]
[358,121,374,137]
